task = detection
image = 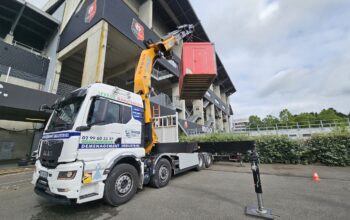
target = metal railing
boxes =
[150,93,175,110]
[233,119,350,132]
[0,64,46,86]
[13,40,45,57]
[151,69,173,81]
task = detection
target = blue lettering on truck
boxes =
[42,132,81,140]
[132,106,144,122]
[79,144,141,149]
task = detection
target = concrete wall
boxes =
[152,11,169,37]
[0,120,41,161]
[139,0,153,28]
[60,0,82,33]
[0,75,43,90]
[123,0,141,15]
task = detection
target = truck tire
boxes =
[104,163,139,206]
[150,158,172,188]
[204,154,213,168]
[195,153,205,171]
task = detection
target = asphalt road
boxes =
[0,163,349,220]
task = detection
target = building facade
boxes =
[0,0,236,162]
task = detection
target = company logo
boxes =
[131,18,144,41]
[85,0,97,24]
[125,130,141,138]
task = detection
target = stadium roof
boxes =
[0,0,59,51]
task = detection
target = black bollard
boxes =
[245,150,274,219]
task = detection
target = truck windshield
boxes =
[46,97,84,132]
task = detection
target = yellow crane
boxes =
[133,24,194,154]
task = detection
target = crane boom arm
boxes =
[134,24,194,154]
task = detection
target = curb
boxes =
[0,167,34,176]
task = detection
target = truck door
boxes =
[78,98,125,160]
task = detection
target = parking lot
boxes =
[0,162,349,220]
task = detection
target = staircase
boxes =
[187,114,201,123]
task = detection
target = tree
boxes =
[279,109,294,124]
[262,115,279,128]
[248,115,262,129]
[318,108,344,123]
[294,112,317,126]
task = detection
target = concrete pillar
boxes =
[81,21,108,86]
[192,99,204,125]
[4,34,14,44]
[139,0,153,28]
[223,114,230,132]
[216,109,223,132]
[221,92,227,104]
[205,103,216,132]
[172,82,185,120]
[51,61,62,94]
[213,85,221,97]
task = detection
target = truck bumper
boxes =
[32,160,105,204]
[32,161,83,202]
[34,186,72,205]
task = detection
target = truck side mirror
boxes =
[91,99,109,125]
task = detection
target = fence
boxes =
[232,119,350,138]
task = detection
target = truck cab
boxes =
[32,83,146,204]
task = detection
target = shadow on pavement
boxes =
[30,198,119,220]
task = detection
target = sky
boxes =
[190,0,350,119]
[28,0,350,119]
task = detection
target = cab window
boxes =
[88,98,132,125]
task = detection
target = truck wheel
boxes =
[104,164,139,206]
[150,158,172,188]
[195,154,205,171]
[204,154,213,168]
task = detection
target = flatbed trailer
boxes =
[197,141,255,164]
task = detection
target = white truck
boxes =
[32,83,211,206]
[32,25,213,206]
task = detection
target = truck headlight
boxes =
[57,171,77,180]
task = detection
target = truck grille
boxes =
[39,140,63,168]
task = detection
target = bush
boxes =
[180,131,350,166]
[304,133,350,166]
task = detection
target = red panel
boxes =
[179,43,217,99]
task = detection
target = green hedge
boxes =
[180,132,350,166]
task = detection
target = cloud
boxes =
[258,68,313,97]
[190,0,350,118]
[259,0,280,21]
